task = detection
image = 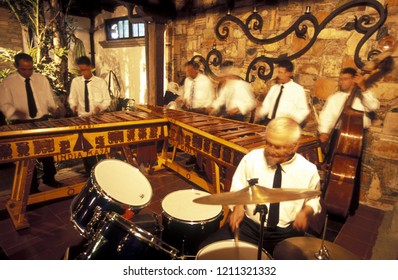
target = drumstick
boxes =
[234,227,240,243]
[234,227,240,259]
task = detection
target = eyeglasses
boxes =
[264,139,296,151]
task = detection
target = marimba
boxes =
[138,105,321,194]
[0,110,168,230]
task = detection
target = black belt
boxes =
[264,224,292,232]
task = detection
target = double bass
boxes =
[323,37,395,219]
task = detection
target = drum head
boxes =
[161,189,222,222]
[196,240,271,260]
[94,159,152,207]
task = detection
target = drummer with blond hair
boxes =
[198,117,321,257]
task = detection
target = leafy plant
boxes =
[0,0,86,99]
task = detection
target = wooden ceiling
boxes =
[63,0,278,20]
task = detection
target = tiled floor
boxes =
[334,205,385,260]
[0,153,392,260]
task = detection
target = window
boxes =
[105,16,145,40]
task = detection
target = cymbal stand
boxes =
[315,214,330,260]
[253,204,268,260]
[247,178,266,260]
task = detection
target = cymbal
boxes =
[273,237,360,260]
[193,185,321,205]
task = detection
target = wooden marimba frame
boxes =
[138,105,321,195]
[0,110,168,230]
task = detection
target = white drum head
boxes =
[161,189,222,222]
[196,240,271,260]
[94,159,152,207]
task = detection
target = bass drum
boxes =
[161,189,223,256]
[78,212,180,260]
[70,159,152,238]
[196,240,272,260]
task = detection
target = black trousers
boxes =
[199,215,303,257]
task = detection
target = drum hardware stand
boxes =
[253,204,268,260]
[85,206,105,238]
[315,214,330,260]
[246,178,267,261]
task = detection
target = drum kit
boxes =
[68,159,358,260]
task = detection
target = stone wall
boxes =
[166,0,398,210]
[0,7,23,71]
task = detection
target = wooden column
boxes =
[146,22,165,106]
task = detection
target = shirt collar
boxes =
[81,76,92,82]
[280,79,293,86]
[18,73,33,81]
[266,153,297,173]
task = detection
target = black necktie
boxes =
[270,85,284,119]
[25,78,37,118]
[84,80,90,112]
[267,164,282,228]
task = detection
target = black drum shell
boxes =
[78,212,180,260]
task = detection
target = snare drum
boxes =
[70,159,152,238]
[78,212,180,260]
[196,240,272,260]
[161,189,223,256]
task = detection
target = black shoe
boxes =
[42,178,65,188]
[30,187,41,194]
[185,156,196,165]
[29,180,40,194]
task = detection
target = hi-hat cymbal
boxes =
[193,185,321,205]
[273,237,360,260]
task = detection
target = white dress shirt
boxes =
[183,72,215,109]
[230,148,321,228]
[257,79,310,124]
[211,79,256,115]
[318,90,380,134]
[0,72,58,121]
[68,76,111,117]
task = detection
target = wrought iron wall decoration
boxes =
[191,0,387,83]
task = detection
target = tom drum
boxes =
[70,159,152,238]
[161,189,223,256]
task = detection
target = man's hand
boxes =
[48,106,65,118]
[353,73,367,92]
[14,110,27,119]
[226,108,240,116]
[229,205,245,232]
[293,205,314,232]
[94,106,102,114]
[206,107,217,115]
[319,133,329,143]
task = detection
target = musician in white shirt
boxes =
[0,53,63,191]
[0,54,60,121]
[199,117,321,256]
[318,67,380,144]
[208,61,256,122]
[68,56,110,173]
[256,60,310,126]
[181,61,215,114]
[68,56,110,117]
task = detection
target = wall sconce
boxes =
[378,36,397,53]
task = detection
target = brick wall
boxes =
[0,7,23,71]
